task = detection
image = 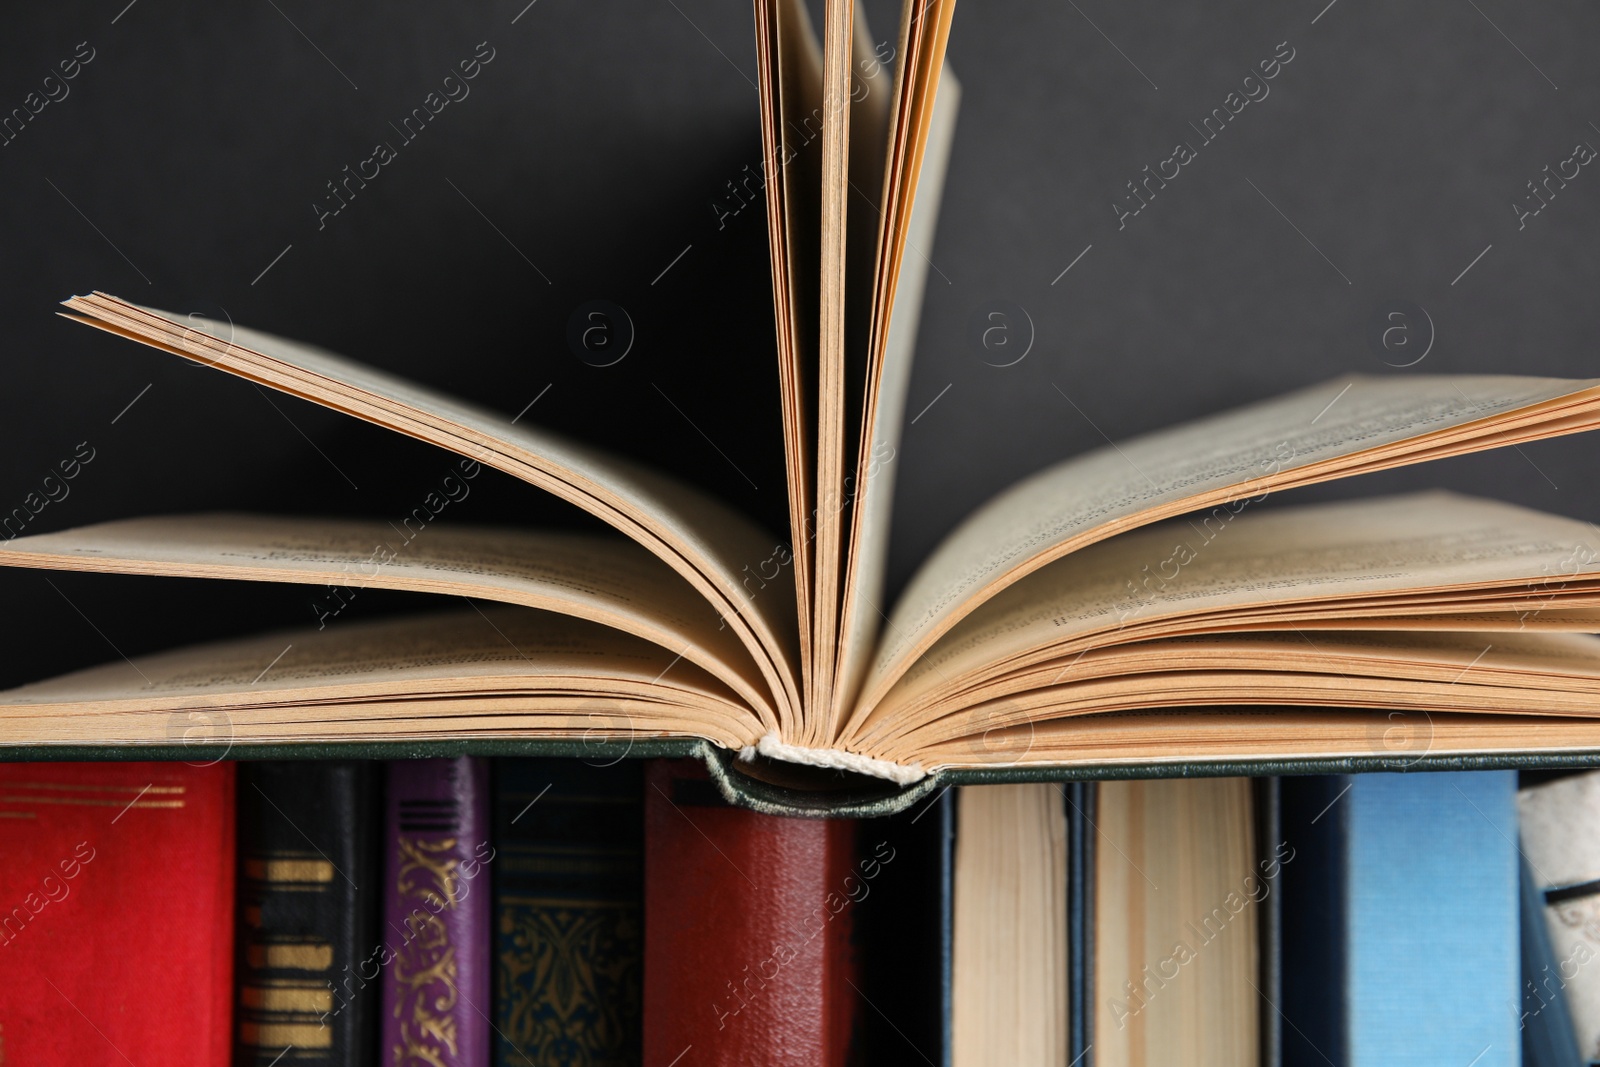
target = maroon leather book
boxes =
[642,760,859,1066]
[381,758,491,1067]
[0,761,235,1065]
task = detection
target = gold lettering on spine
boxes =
[244,858,336,883]
[239,1021,334,1049]
[247,941,334,970]
[241,982,334,1012]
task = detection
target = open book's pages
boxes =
[15,290,1600,779]
[53,292,807,738]
[18,288,1600,778]
[753,0,959,735]
[848,491,1600,758]
[8,0,1600,792]
[11,347,1600,779]
[0,516,777,726]
[0,607,757,747]
[857,372,1600,719]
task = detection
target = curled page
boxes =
[0,608,761,749]
[0,515,776,725]
[886,630,1600,768]
[854,492,1600,741]
[753,0,825,704]
[832,62,961,723]
[857,374,1600,723]
[60,293,801,730]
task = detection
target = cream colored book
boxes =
[950,780,1261,1067]
[7,0,1600,787]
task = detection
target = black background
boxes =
[1,0,1597,696]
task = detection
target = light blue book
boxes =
[1282,771,1519,1067]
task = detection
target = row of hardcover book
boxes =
[0,756,868,1067]
[2,758,1599,1066]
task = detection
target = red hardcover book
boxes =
[643,760,859,1066]
[0,761,235,1066]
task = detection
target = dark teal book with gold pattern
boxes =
[492,759,644,1066]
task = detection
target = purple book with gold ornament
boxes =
[382,758,493,1067]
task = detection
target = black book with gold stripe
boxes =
[235,761,381,1066]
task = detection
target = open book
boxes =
[8,0,1600,791]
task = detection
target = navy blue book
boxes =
[491,759,644,1067]
[1281,772,1519,1066]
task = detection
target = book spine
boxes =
[491,758,644,1066]
[641,759,859,1067]
[940,789,956,1067]
[1283,772,1519,1067]
[235,761,379,1066]
[1345,772,1518,1066]
[849,778,946,1065]
[0,761,235,1065]
[1516,769,1600,1064]
[382,758,492,1067]
[1253,776,1283,1067]
[1519,854,1584,1067]
[1279,775,1348,1067]
[1067,781,1094,1067]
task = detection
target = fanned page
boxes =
[59,294,801,731]
[0,516,775,727]
[0,608,759,748]
[854,374,1600,724]
[847,490,1600,768]
[753,0,824,704]
[807,0,855,726]
[806,0,959,735]
[832,56,961,724]
[847,492,1600,755]
[907,632,1600,769]
[806,0,896,731]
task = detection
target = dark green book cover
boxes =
[492,758,644,1066]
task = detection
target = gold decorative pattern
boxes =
[392,836,463,1066]
[496,903,642,1066]
[397,836,463,910]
